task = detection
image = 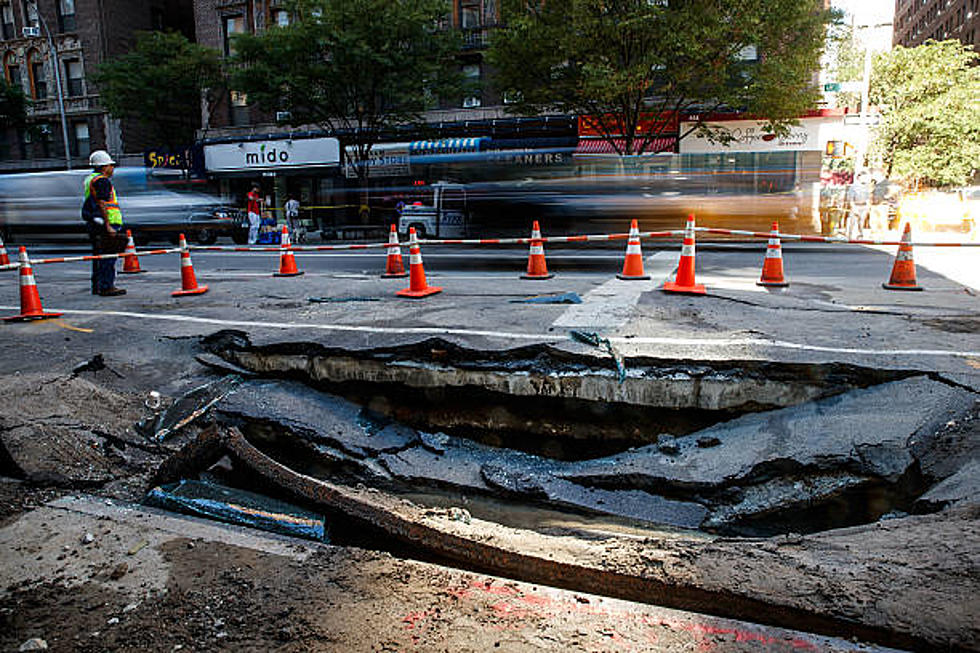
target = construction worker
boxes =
[81,150,126,296]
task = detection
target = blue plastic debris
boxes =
[144,479,328,541]
[513,292,583,304]
[569,330,627,384]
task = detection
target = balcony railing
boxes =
[461,24,496,50]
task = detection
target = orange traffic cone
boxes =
[274,225,304,277]
[883,223,922,291]
[662,214,706,295]
[120,229,145,274]
[381,224,408,278]
[757,221,789,288]
[0,234,9,267]
[3,246,63,322]
[396,227,442,298]
[172,234,209,296]
[617,219,650,280]
[521,221,554,280]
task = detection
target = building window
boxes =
[3,51,19,87]
[27,49,45,100]
[39,122,53,158]
[229,89,249,126]
[459,0,480,28]
[22,0,37,24]
[223,15,246,56]
[72,120,89,157]
[64,58,82,96]
[57,0,75,32]
[461,63,481,108]
[272,8,289,27]
[151,7,165,30]
[1,2,14,40]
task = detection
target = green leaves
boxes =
[490,0,832,154]
[90,31,224,148]
[0,78,29,130]
[870,41,980,187]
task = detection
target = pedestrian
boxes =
[246,183,262,245]
[284,194,303,243]
[845,171,870,241]
[81,150,126,296]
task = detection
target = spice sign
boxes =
[204,137,340,172]
[679,117,843,154]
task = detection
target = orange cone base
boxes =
[172,285,209,297]
[396,285,442,298]
[882,281,922,291]
[274,270,304,278]
[3,310,63,322]
[382,271,409,279]
[617,273,650,281]
[662,280,706,295]
[521,272,554,280]
[757,279,789,288]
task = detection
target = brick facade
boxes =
[893,0,980,51]
[0,0,194,171]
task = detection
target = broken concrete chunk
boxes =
[915,459,980,512]
[18,638,48,651]
[561,377,976,490]
[419,431,450,455]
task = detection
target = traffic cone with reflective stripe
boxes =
[172,234,209,296]
[0,234,9,267]
[521,221,554,280]
[662,214,706,295]
[3,246,63,322]
[274,225,304,277]
[883,223,922,291]
[120,230,145,274]
[617,219,650,280]
[381,224,408,278]
[757,221,789,288]
[396,227,442,298]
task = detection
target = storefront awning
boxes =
[408,137,488,155]
[574,137,677,155]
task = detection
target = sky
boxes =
[832,0,895,26]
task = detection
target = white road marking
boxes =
[551,252,677,328]
[2,305,978,360]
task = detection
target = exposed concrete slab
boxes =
[561,376,977,490]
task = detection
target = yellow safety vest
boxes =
[84,172,122,226]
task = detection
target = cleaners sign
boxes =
[204,137,340,172]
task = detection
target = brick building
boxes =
[0,0,194,172]
[893,0,980,50]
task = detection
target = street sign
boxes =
[21,26,40,37]
[844,114,881,126]
[823,82,840,92]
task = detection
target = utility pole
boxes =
[27,0,72,170]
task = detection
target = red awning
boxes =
[574,137,677,155]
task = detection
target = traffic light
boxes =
[825,140,842,157]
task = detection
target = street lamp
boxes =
[24,0,72,170]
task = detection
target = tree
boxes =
[870,40,980,188]
[230,0,462,185]
[0,78,28,128]
[91,31,225,148]
[489,0,834,155]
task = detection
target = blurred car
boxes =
[958,186,979,235]
[0,169,246,245]
[897,190,973,233]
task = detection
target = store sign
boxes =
[344,143,410,179]
[485,150,571,166]
[678,117,843,154]
[204,137,340,172]
[145,148,192,170]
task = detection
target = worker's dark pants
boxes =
[87,223,119,293]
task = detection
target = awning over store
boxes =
[408,137,488,155]
[574,137,677,155]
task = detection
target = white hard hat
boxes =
[89,150,116,167]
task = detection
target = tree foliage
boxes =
[870,40,980,188]
[0,78,29,130]
[91,31,224,148]
[489,0,833,155]
[230,0,462,181]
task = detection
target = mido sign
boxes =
[204,137,341,172]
